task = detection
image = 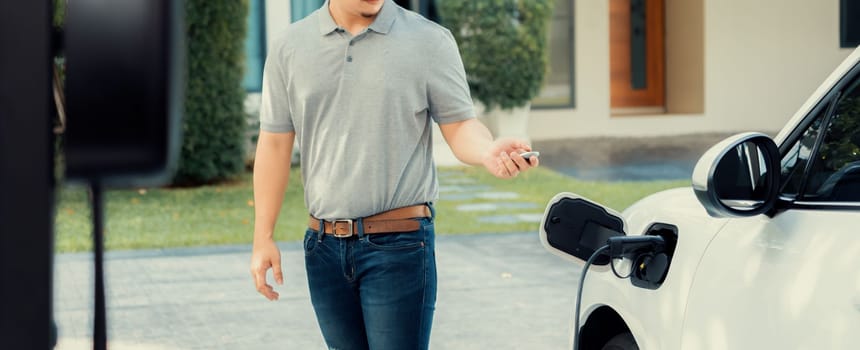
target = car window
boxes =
[780,107,825,197]
[801,77,860,202]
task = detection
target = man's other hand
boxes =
[250,238,283,301]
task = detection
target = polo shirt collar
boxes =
[318,0,397,36]
[368,0,396,34]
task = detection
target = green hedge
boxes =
[439,0,553,111]
[53,0,65,28]
[174,0,249,185]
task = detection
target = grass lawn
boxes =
[54,166,689,253]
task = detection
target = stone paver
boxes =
[54,233,580,350]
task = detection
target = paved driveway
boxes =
[54,232,579,349]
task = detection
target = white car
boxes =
[540,46,860,350]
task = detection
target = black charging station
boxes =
[0,1,184,348]
[64,0,184,185]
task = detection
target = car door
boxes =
[679,66,860,349]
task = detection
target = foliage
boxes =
[174,0,249,185]
[818,95,860,170]
[438,0,553,110]
[53,0,65,28]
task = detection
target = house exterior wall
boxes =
[529,0,854,140]
[701,0,850,135]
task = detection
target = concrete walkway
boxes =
[54,232,580,350]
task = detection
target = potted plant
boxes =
[438,0,553,141]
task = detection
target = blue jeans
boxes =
[303,212,437,350]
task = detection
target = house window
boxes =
[532,0,574,108]
[243,0,266,92]
[841,0,859,48]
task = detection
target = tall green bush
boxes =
[53,0,65,28]
[174,0,249,185]
[438,0,553,111]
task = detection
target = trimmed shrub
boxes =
[438,0,553,111]
[53,0,65,28]
[174,0,249,185]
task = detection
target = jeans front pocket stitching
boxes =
[303,230,320,256]
[363,229,425,251]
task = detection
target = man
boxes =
[250,0,538,348]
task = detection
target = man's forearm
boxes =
[253,131,295,240]
[439,118,494,166]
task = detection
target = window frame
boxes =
[777,61,860,210]
[531,0,576,109]
[777,100,829,198]
[243,0,267,92]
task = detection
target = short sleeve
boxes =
[259,45,294,133]
[427,29,476,124]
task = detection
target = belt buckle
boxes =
[331,219,354,238]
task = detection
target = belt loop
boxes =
[317,218,325,242]
[356,216,365,239]
[426,202,435,220]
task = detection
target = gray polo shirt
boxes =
[259,0,475,220]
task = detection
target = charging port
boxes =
[630,223,678,289]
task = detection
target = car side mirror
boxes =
[539,193,626,265]
[692,132,780,218]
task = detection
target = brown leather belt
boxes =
[308,204,431,238]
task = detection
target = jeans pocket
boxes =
[303,229,319,256]
[363,222,427,251]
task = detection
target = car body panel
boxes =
[680,209,860,349]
